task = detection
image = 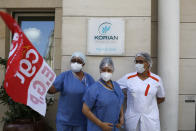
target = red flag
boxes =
[0,11,56,116]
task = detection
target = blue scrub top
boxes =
[83,80,124,131]
[53,70,95,126]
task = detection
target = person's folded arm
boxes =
[82,102,113,131]
[116,105,124,128]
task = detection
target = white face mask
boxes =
[71,62,83,72]
[135,64,145,73]
[100,72,112,82]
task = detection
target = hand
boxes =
[116,116,124,128]
[100,122,113,131]
[116,123,123,128]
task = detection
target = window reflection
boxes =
[21,21,54,57]
[16,15,55,67]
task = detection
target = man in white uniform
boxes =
[117,52,165,131]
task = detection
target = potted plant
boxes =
[0,57,53,131]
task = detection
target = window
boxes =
[14,12,55,67]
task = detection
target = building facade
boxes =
[0,0,196,130]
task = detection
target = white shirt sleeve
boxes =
[117,75,128,89]
[157,78,165,98]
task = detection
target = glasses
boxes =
[134,60,145,64]
[71,59,83,64]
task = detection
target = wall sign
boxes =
[87,18,125,55]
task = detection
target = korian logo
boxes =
[98,22,111,35]
[94,22,118,41]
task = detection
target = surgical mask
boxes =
[135,64,145,73]
[100,72,112,82]
[71,62,82,72]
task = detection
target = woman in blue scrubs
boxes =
[48,52,95,131]
[82,57,124,131]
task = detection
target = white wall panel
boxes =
[63,0,150,16]
[62,17,151,56]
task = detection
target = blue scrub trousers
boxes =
[56,123,86,131]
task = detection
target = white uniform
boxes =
[117,72,165,131]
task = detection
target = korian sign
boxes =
[94,22,118,41]
[87,18,125,55]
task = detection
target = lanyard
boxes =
[99,79,113,90]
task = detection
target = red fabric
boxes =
[145,84,150,96]
[150,76,159,82]
[0,11,43,104]
[127,74,137,79]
